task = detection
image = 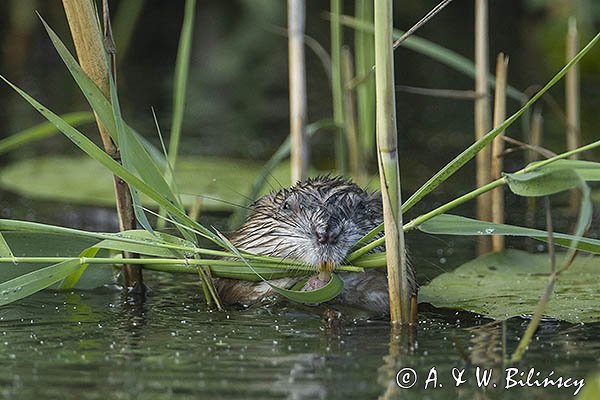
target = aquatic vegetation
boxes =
[0,1,599,333]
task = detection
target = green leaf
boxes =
[401,31,600,212]
[108,73,154,233]
[0,112,94,156]
[270,273,344,304]
[167,0,195,168]
[0,233,14,258]
[0,155,291,212]
[215,230,343,304]
[39,17,118,139]
[205,265,296,281]
[41,17,189,232]
[418,214,600,254]
[529,159,600,181]
[0,232,114,290]
[0,259,82,306]
[95,230,190,258]
[419,250,600,323]
[58,246,101,289]
[504,169,581,197]
[338,14,526,102]
[0,74,220,246]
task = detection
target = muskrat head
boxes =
[232,176,382,272]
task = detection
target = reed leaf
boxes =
[0,233,14,258]
[0,259,82,306]
[504,169,582,197]
[338,14,525,102]
[0,112,94,155]
[418,214,600,254]
[0,74,222,247]
[57,246,101,289]
[108,74,153,233]
[402,31,600,213]
[166,0,195,184]
[40,17,185,213]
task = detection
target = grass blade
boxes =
[0,112,94,156]
[338,14,525,102]
[0,75,221,246]
[167,0,195,171]
[0,233,14,258]
[40,16,184,213]
[403,31,600,212]
[57,247,101,289]
[0,260,82,306]
[419,214,600,254]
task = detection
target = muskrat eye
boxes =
[281,198,293,212]
[355,199,367,211]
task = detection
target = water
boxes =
[1,2,599,398]
[1,191,599,399]
[0,245,598,400]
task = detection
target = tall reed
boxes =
[330,0,347,173]
[341,47,363,183]
[566,17,580,213]
[474,0,492,254]
[374,0,413,325]
[288,0,308,182]
[354,0,375,168]
[491,53,508,252]
[61,0,142,292]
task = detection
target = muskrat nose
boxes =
[314,224,341,245]
[315,229,330,244]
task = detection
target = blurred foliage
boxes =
[0,0,599,181]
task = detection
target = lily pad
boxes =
[0,155,291,212]
[419,249,600,323]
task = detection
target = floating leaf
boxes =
[0,155,290,212]
[419,250,600,323]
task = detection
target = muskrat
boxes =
[214,176,417,316]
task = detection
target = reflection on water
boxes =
[0,271,598,400]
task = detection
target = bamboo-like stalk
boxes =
[354,0,375,167]
[374,0,413,325]
[341,46,363,183]
[566,17,580,213]
[330,0,347,174]
[474,0,492,255]
[491,53,508,252]
[288,0,308,183]
[62,0,143,292]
